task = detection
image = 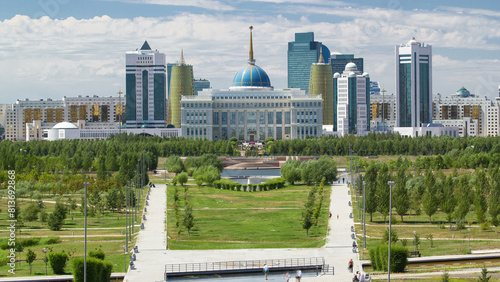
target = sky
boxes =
[0,0,499,103]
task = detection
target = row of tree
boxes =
[360,161,500,229]
[280,156,337,185]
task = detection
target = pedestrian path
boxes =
[123,182,359,281]
[124,184,167,282]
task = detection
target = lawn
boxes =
[166,184,331,249]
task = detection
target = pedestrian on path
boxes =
[263,264,269,280]
[337,214,339,219]
[284,271,290,282]
[329,212,332,218]
[348,259,353,273]
[295,269,302,281]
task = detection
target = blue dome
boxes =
[232,64,271,87]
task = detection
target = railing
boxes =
[165,257,325,277]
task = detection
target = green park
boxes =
[1,133,500,281]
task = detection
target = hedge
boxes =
[72,257,113,282]
[370,245,408,273]
[88,249,105,260]
[48,252,69,274]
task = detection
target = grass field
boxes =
[166,184,331,249]
[0,188,148,277]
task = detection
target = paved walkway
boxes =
[124,182,358,281]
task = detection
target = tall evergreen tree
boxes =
[376,163,391,223]
[364,162,378,222]
[423,169,438,223]
[473,169,489,224]
[394,165,409,222]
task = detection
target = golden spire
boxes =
[318,45,325,64]
[180,49,185,65]
[248,26,255,64]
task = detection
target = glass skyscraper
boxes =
[330,53,363,75]
[395,38,432,127]
[125,41,166,128]
[287,32,330,93]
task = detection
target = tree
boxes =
[21,203,40,223]
[393,165,409,222]
[175,172,189,186]
[26,249,36,274]
[382,228,398,245]
[441,272,450,282]
[439,175,456,228]
[47,202,67,231]
[166,155,185,174]
[106,188,120,211]
[193,165,220,186]
[477,266,491,282]
[280,159,301,185]
[454,175,472,226]
[473,169,488,224]
[423,170,438,223]
[489,168,500,232]
[376,163,391,223]
[365,162,378,222]
[183,203,195,236]
[198,154,224,172]
[302,186,317,236]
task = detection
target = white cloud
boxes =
[102,0,235,11]
[0,5,499,102]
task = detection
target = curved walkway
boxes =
[124,182,359,281]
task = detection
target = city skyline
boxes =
[0,0,499,103]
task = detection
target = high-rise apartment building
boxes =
[288,32,330,93]
[330,53,363,75]
[334,62,370,136]
[167,50,194,128]
[395,38,432,127]
[0,95,125,141]
[126,41,166,128]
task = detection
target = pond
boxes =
[221,168,281,185]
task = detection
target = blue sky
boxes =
[0,0,499,102]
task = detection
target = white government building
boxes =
[180,27,323,141]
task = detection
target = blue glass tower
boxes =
[395,38,432,127]
[287,32,330,93]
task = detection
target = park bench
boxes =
[408,251,421,257]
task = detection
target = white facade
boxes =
[395,38,432,127]
[181,88,323,141]
[0,96,125,141]
[432,89,500,137]
[394,124,459,138]
[334,63,369,137]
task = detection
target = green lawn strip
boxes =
[0,240,127,277]
[167,184,331,250]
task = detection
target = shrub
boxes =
[0,239,9,250]
[20,238,41,247]
[72,257,113,282]
[370,245,408,272]
[40,236,61,245]
[0,251,8,266]
[48,252,69,274]
[480,222,491,231]
[89,249,105,260]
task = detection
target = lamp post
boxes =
[413,231,417,253]
[362,180,366,260]
[125,185,129,246]
[43,248,47,275]
[387,181,395,282]
[83,182,89,282]
[123,245,127,272]
[468,228,471,253]
[39,200,44,227]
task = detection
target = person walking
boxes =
[284,271,290,282]
[263,264,269,280]
[348,259,353,273]
[295,269,302,281]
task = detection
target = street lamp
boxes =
[123,245,127,272]
[413,231,417,253]
[83,182,89,282]
[362,180,366,260]
[468,228,471,253]
[387,180,395,282]
[39,200,44,227]
[43,248,47,275]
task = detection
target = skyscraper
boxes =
[395,38,432,127]
[194,79,211,95]
[334,62,370,136]
[309,49,334,126]
[167,50,194,128]
[288,32,330,93]
[330,53,363,75]
[126,41,166,128]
